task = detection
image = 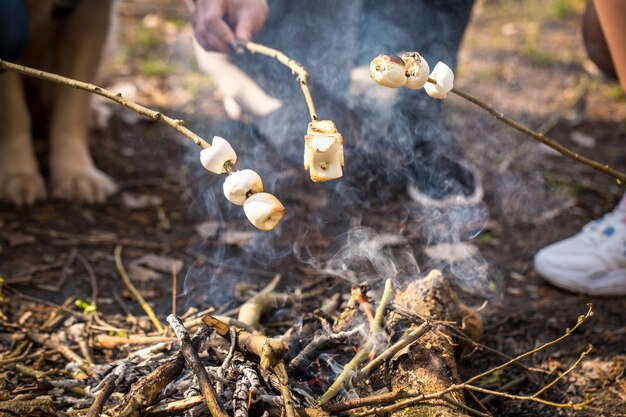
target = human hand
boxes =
[193,0,269,53]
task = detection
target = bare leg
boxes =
[49,0,116,203]
[0,71,47,205]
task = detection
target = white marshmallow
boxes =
[424,61,454,99]
[402,52,430,90]
[243,192,286,231]
[200,136,237,174]
[304,120,344,182]
[369,54,407,89]
[223,169,263,205]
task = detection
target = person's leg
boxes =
[0,0,29,62]
[592,0,626,91]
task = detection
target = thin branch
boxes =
[317,278,393,405]
[353,321,431,382]
[167,315,228,417]
[236,40,318,121]
[532,344,593,398]
[0,59,210,149]
[448,85,626,184]
[114,245,164,333]
[464,304,593,386]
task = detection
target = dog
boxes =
[0,0,117,205]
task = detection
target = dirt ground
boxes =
[1,0,625,416]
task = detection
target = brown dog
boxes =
[0,0,117,205]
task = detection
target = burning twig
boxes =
[114,245,164,332]
[317,278,393,404]
[166,315,228,417]
[353,320,431,382]
[369,53,626,184]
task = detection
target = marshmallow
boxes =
[243,192,286,231]
[369,54,407,88]
[200,136,237,174]
[304,120,344,182]
[424,61,454,99]
[223,169,263,205]
[402,52,430,90]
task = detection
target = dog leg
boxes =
[48,0,117,203]
[0,71,47,205]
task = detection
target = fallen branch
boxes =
[114,245,164,333]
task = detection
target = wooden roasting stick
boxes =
[235,40,318,122]
[0,59,209,150]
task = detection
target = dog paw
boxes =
[51,167,117,203]
[0,171,47,206]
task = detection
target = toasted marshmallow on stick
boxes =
[402,52,430,90]
[304,120,344,182]
[243,192,286,231]
[369,54,407,88]
[424,61,454,99]
[223,169,263,205]
[200,136,237,174]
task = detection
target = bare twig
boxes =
[114,245,164,332]
[167,315,228,417]
[317,278,393,404]
[87,362,127,417]
[236,40,318,121]
[532,344,593,398]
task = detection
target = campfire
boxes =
[0,34,613,416]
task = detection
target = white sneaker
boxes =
[534,209,626,296]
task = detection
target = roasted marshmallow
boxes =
[223,169,263,205]
[243,192,286,231]
[200,136,237,174]
[304,120,344,182]
[369,54,407,88]
[424,61,454,99]
[402,52,430,90]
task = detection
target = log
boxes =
[387,270,482,417]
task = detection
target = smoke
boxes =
[183,0,500,309]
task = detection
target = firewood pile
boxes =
[0,268,593,417]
